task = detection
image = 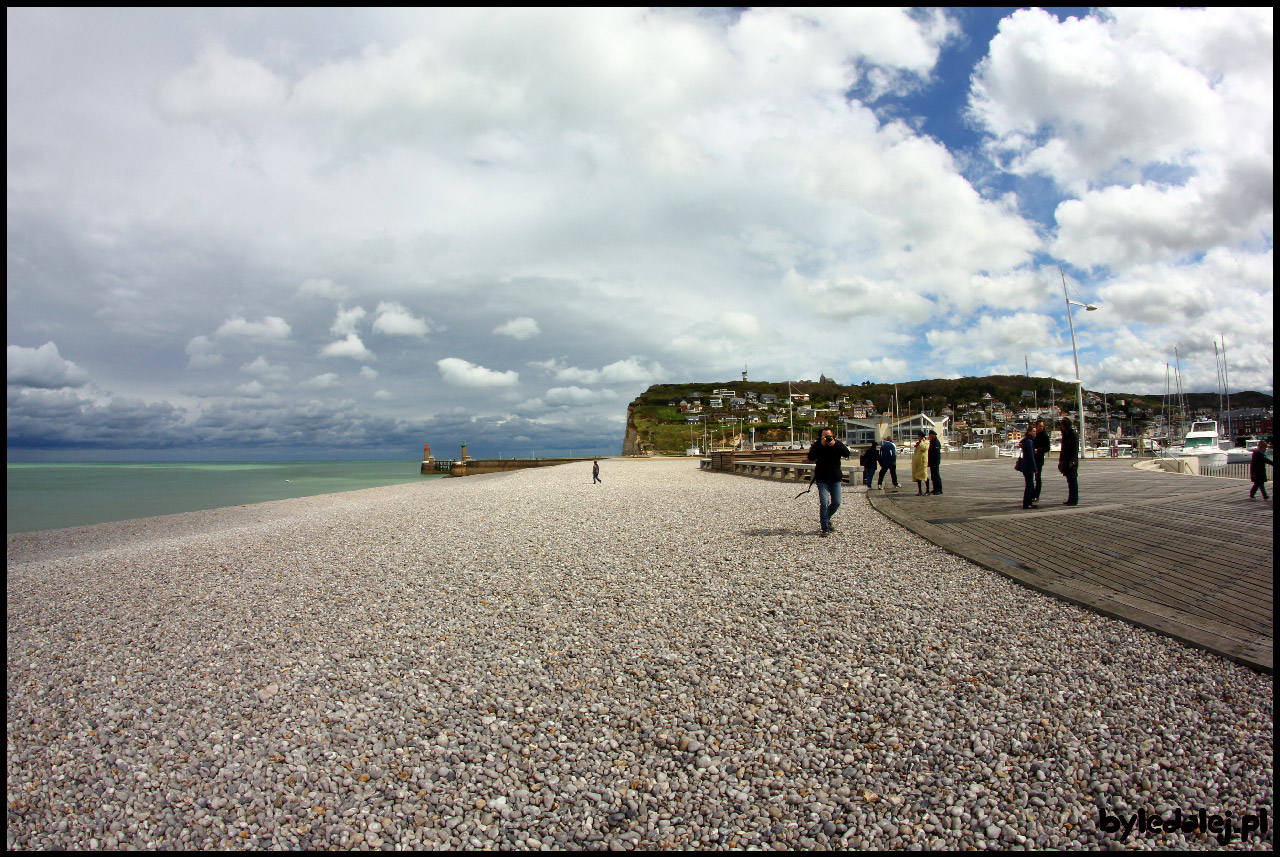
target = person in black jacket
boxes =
[1033,418,1051,502]
[808,429,851,537]
[1020,425,1038,509]
[927,430,942,495]
[1250,439,1271,500]
[859,441,880,489]
[1059,417,1079,505]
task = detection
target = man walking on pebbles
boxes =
[807,429,850,537]
[592,460,601,484]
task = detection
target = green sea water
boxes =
[6,461,443,534]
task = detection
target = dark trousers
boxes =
[929,464,941,494]
[877,464,898,486]
[1022,468,1037,508]
[1252,479,1269,499]
[864,466,876,488]
[1063,464,1078,505]
[1033,453,1046,500]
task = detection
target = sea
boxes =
[6,460,443,535]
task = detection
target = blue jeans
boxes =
[817,480,842,531]
[863,466,876,488]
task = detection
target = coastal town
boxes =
[625,370,1274,457]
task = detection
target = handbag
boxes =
[1014,454,1025,472]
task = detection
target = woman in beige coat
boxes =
[911,432,930,495]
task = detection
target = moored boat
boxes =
[1169,420,1228,467]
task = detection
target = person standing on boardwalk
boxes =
[927,430,942,495]
[1249,439,1271,500]
[1033,418,1051,502]
[859,441,880,490]
[1058,417,1079,505]
[1020,424,1038,509]
[807,429,850,537]
[877,436,899,489]
[911,431,930,495]
[592,460,601,484]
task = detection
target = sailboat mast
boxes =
[1222,335,1233,440]
[1174,347,1186,435]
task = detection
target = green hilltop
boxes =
[622,375,1273,455]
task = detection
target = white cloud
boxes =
[436,357,519,388]
[545,386,614,406]
[239,356,288,383]
[155,43,288,120]
[297,278,350,301]
[372,301,432,337]
[359,366,380,380]
[320,334,376,362]
[301,373,340,389]
[494,317,540,339]
[7,342,90,388]
[235,380,266,397]
[214,316,292,341]
[185,335,223,369]
[926,313,1060,371]
[330,306,367,337]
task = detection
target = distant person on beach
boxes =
[1250,439,1271,500]
[877,436,899,489]
[1033,418,1050,502]
[807,429,850,537]
[928,430,942,495]
[912,431,930,495]
[592,460,601,484]
[1059,417,1079,505]
[1020,424,1038,509]
[859,441,880,489]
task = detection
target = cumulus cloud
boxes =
[926,313,1061,371]
[7,342,90,388]
[436,357,519,388]
[494,317,540,339]
[330,306,367,337]
[971,7,1273,269]
[320,334,376,361]
[239,356,288,384]
[214,315,291,341]
[372,301,432,337]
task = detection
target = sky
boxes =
[7,7,1274,460]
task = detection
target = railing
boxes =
[1199,462,1253,481]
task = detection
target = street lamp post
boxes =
[1060,266,1097,459]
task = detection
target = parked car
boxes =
[962,442,985,449]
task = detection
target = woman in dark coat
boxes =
[1020,425,1038,509]
[1059,417,1079,506]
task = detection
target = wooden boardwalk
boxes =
[868,458,1273,673]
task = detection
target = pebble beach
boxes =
[7,459,1273,850]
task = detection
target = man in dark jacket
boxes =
[808,429,851,537]
[1250,439,1271,500]
[877,436,899,489]
[927,430,942,495]
[1059,417,1079,505]
[859,441,880,489]
[1033,418,1051,502]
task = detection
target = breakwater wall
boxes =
[438,457,600,477]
